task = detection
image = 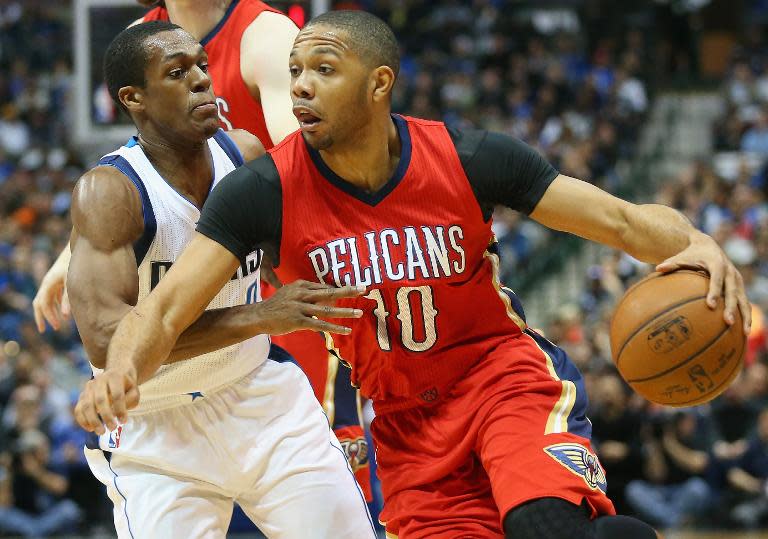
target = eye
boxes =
[289,66,301,77]
[199,63,209,73]
[169,68,183,79]
[318,65,334,75]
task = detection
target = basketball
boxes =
[609,270,746,407]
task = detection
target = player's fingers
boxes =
[706,260,725,310]
[305,304,363,319]
[106,375,128,424]
[738,292,752,335]
[76,399,104,434]
[61,288,71,318]
[722,268,737,326]
[311,285,366,301]
[43,301,61,331]
[655,255,683,274]
[33,300,46,333]
[93,380,118,433]
[125,385,140,410]
[303,318,353,335]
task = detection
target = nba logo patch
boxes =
[544,443,607,493]
[108,425,123,449]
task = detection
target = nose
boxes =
[291,70,314,100]
[190,65,212,93]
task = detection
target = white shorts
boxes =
[84,355,376,539]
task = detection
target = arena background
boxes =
[1,0,768,537]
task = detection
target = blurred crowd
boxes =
[0,0,766,536]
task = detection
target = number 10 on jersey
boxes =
[365,287,438,352]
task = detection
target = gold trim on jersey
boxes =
[523,333,577,435]
[482,249,526,331]
[323,332,341,426]
[385,531,398,539]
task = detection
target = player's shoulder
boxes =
[225,128,265,161]
[241,4,298,48]
[72,165,143,242]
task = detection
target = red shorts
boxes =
[372,330,615,538]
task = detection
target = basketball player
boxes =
[69,21,374,538]
[78,11,751,539]
[33,0,371,496]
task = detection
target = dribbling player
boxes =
[81,12,750,539]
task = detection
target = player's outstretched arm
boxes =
[529,174,750,332]
[77,229,365,434]
[32,242,71,332]
[242,11,300,143]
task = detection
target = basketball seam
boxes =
[614,295,706,368]
[658,335,745,406]
[626,323,732,383]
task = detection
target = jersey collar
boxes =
[305,113,413,207]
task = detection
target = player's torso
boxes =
[143,0,278,149]
[97,130,269,410]
[272,115,527,413]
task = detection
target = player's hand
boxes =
[74,364,139,435]
[656,232,751,334]
[32,258,70,332]
[257,280,365,335]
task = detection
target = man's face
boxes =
[136,30,219,140]
[289,25,372,150]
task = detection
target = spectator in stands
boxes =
[590,373,644,515]
[728,408,768,528]
[0,429,81,537]
[625,411,716,529]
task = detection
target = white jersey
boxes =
[94,130,270,412]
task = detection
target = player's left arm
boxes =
[241,11,300,143]
[530,176,750,331]
[458,129,750,332]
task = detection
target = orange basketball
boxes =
[609,270,746,406]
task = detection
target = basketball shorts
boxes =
[263,281,372,500]
[84,349,376,539]
[373,329,615,538]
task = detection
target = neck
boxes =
[163,0,231,41]
[319,113,400,193]
[137,132,213,209]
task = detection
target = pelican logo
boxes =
[544,443,607,493]
[340,437,369,473]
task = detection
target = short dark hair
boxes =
[305,10,399,79]
[103,20,183,111]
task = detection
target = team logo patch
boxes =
[544,443,607,493]
[340,436,369,473]
[108,425,123,449]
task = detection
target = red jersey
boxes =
[270,116,528,413]
[143,0,285,149]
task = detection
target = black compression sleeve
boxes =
[196,155,282,262]
[447,127,559,221]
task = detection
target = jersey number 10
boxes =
[365,287,438,352]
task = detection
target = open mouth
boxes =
[294,106,322,130]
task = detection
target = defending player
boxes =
[78,11,750,539]
[69,21,374,538]
[33,0,371,495]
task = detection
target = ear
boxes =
[118,85,144,114]
[370,66,396,103]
